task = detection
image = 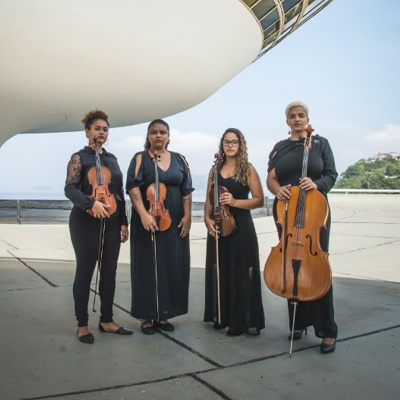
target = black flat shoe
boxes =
[245,328,260,336]
[77,330,94,344]
[213,322,227,330]
[226,329,243,336]
[321,340,336,354]
[141,320,155,335]
[99,323,133,335]
[154,320,175,332]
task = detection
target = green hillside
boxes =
[335,155,400,190]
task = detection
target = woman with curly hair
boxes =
[203,128,265,336]
[65,109,132,344]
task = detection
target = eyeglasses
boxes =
[223,139,239,146]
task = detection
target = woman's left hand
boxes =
[178,215,191,238]
[120,225,129,243]
[299,177,317,191]
[219,192,236,207]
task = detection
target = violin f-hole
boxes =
[306,234,318,256]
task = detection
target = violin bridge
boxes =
[291,241,305,247]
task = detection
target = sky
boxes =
[0,0,399,201]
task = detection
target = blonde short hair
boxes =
[285,101,309,118]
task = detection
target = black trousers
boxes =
[69,207,121,327]
[288,285,338,339]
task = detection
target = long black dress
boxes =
[126,151,194,321]
[267,134,338,338]
[204,174,265,334]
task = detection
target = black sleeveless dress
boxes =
[203,174,265,334]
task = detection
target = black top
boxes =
[204,174,265,333]
[126,150,194,320]
[64,146,128,226]
[268,134,337,194]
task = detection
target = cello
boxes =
[263,125,332,355]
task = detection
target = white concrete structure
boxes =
[0,0,333,146]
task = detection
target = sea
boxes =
[0,188,271,224]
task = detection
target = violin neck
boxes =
[213,166,219,209]
[154,155,160,203]
[95,146,104,185]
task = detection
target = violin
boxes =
[87,140,117,217]
[264,125,332,301]
[146,151,172,231]
[209,153,237,237]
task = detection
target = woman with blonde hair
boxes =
[267,101,338,353]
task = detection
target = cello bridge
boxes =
[291,241,305,247]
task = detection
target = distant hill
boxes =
[335,155,400,190]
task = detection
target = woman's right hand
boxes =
[89,200,110,219]
[205,217,218,237]
[276,184,292,200]
[141,212,159,232]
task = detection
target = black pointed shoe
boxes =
[99,323,133,335]
[321,340,336,354]
[77,330,94,344]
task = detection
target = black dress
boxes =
[65,146,128,327]
[204,174,265,334]
[126,151,194,321]
[268,134,338,338]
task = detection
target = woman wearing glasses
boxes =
[203,128,265,336]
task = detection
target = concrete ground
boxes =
[0,194,399,400]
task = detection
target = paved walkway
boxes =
[0,194,399,400]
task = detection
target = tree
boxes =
[335,156,400,189]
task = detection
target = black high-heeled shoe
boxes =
[321,339,336,354]
[288,327,308,341]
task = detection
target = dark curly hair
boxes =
[81,109,109,130]
[211,128,250,186]
[144,119,170,150]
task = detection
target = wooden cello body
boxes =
[264,187,332,301]
[264,126,332,303]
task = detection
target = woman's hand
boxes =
[178,215,191,238]
[299,177,317,191]
[89,200,110,218]
[204,217,218,237]
[140,212,159,232]
[120,225,129,243]
[276,184,292,200]
[219,191,236,207]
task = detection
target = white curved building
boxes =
[0,0,333,146]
